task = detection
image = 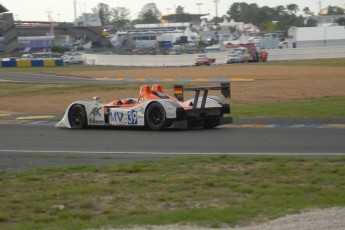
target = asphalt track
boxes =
[0,118,345,172]
[1,72,345,172]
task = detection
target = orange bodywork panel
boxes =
[104,84,180,115]
[138,85,159,102]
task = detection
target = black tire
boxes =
[145,103,166,131]
[68,104,87,129]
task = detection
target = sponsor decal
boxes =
[128,110,138,125]
[109,110,139,125]
[109,111,126,125]
[89,107,104,125]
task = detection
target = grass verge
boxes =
[232,96,345,118]
[1,84,344,118]
[1,156,345,230]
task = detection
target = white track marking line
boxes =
[0,150,344,156]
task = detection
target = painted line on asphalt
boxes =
[94,78,254,82]
[0,120,23,124]
[0,149,344,156]
[19,120,52,125]
[227,124,345,129]
[16,115,55,120]
[14,72,98,81]
[0,114,11,117]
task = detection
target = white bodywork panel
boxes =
[55,100,105,128]
[183,97,224,108]
[108,107,145,126]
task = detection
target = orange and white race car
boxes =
[56,83,232,131]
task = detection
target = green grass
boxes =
[232,96,345,118]
[266,58,345,67]
[1,156,345,229]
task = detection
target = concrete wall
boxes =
[84,52,227,67]
[268,46,345,61]
[83,46,345,66]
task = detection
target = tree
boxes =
[286,4,299,14]
[137,3,161,24]
[111,7,131,30]
[336,18,345,26]
[303,7,313,16]
[92,3,112,25]
[210,16,223,24]
[327,6,345,15]
[261,22,279,31]
[226,3,317,31]
[227,2,247,22]
[305,18,317,27]
[277,14,304,30]
[275,5,286,16]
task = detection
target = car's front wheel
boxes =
[68,104,87,129]
[145,103,167,131]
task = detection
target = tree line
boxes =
[92,2,345,31]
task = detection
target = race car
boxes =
[56,83,232,131]
[195,55,216,66]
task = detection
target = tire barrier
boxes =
[31,60,44,67]
[1,59,64,67]
[43,59,56,67]
[55,59,64,66]
[16,60,31,67]
[1,59,17,67]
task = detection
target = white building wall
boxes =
[288,26,345,48]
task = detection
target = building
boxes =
[309,6,345,25]
[112,23,198,49]
[287,25,345,48]
[161,14,208,25]
[0,4,18,53]
[0,3,107,53]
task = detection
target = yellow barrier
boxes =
[43,59,56,67]
[16,59,32,67]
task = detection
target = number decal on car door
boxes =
[128,110,138,124]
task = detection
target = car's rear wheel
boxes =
[145,103,166,131]
[68,104,87,129]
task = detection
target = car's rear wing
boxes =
[174,82,230,109]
